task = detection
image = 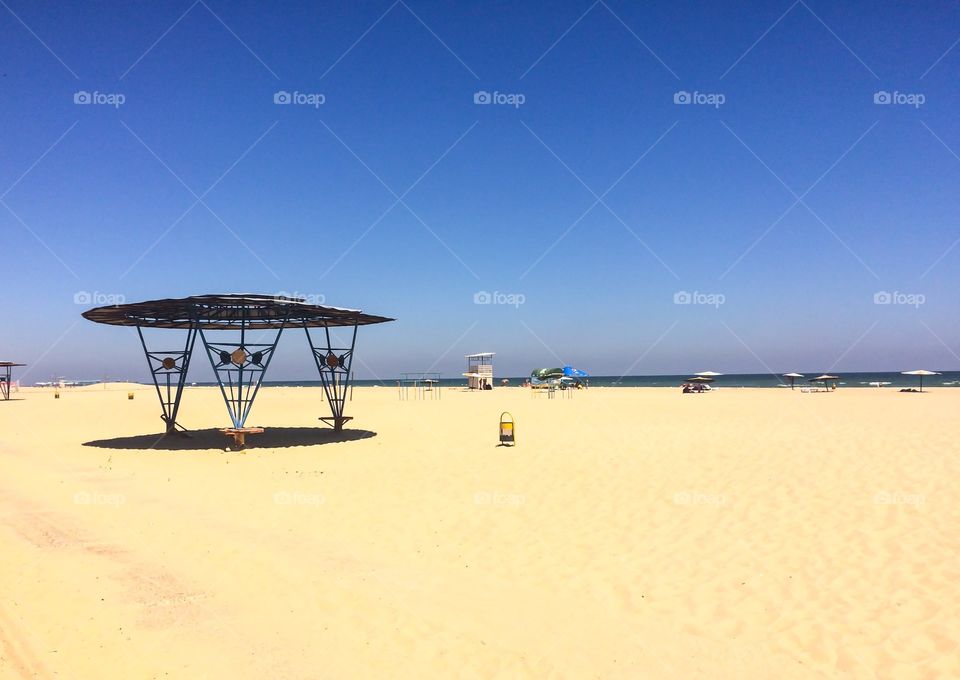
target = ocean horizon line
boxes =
[45,370,958,389]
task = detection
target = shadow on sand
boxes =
[83,427,376,451]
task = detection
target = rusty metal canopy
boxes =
[81,294,394,330]
[0,362,26,367]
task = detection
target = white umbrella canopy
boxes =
[783,372,804,389]
[902,369,940,392]
[694,371,723,377]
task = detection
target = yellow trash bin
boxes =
[499,412,515,446]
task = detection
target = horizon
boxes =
[2,1,959,382]
[26,369,960,388]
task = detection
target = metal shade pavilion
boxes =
[82,294,393,436]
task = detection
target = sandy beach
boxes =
[1,384,958,678]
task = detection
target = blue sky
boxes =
[1,0,959,382]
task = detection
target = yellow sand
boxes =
[1,384,958,678]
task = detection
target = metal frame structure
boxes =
[82,294,393,437]
[0,362,25,400]
[398,372,442,400]
[201,321,285,430]
[136,326,197,432]
[305,321,357,430]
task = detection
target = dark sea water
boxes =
[252,372,960,389]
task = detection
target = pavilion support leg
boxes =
[137,325,197,434]
[1,365,10,400]
[199,319,285,430]
[305,322,358,431]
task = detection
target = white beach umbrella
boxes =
[783,372,804,390]
[901,369,940,392]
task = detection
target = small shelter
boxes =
[465,353,494,390]
[0,362,25,400]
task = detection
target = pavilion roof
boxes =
[82,294,394,330]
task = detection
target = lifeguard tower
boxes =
[0,362,25,400]
[464,353,494,390]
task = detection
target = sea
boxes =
[253,372,960,389]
